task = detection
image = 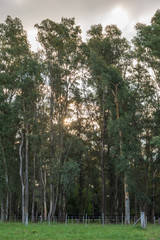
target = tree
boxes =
[35,17,84,220]
[86,24,135,223]
[0,16,42,224]
[132,11,160,217]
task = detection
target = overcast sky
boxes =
[1,0,160,50]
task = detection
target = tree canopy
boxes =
[1,11,160,223]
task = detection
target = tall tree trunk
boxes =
[1,202,5,222]
[101,140,106,216]
[0,136,9,221]
[48,65,58,221]
[49,180,58,220]
[6,193,9,221]
[101,91,106,216]
[62,192,66,221]
[135,194,138,220]
[41,166,47,221]
[112,85,130,224]
[115,172,118,215]
[144,163,148,215]
[78,164,83,220]
[43,169,47,221]
[40,171,44,220]
[53,183,58,218]
[49,180,55,220]
[49,182,53,219]
[152,169,157,221]
[31,152,36,222]
[58,190,62,221]
[124,176,130,224]
[9,191,12,220]
[19,132,25,224]
[25,129,29,226]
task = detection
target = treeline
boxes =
[0,10,160,224]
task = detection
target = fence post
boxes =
[140,212,146,229]
[154,216,155,224]
[40,215,43,223]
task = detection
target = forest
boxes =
[0,9,160,226]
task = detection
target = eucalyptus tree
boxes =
[133,10,160,88]
[128,60,157,216]
[35,17,84,219]
[0,16,29,222]
[132,10,160,217]
[86,24,135,223]
[0,16,42,224]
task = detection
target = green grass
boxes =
[0,222,160,240]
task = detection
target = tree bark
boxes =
[152,169,157,221]
[78,163,83,220]
[49,182,53,217]
[19,132,25,224]
[9,191,12,221]
[41,166,47,221]
[1,202,5,222]
[101,91,106,216]
[101,140,106,216]
[124,176,130,224]
[112,85,130,224]
[49,181,58,220]
[135,194,138,220]
[115,172,118,215]
[0,136,9,221]
[31,152,36,222]
[25,129,29,226]
[43,169,47,221]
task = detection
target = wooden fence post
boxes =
[140,212,146,229]
[154,216,155,224]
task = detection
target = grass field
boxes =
[0,222,160,240]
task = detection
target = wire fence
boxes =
[2,214,160,225]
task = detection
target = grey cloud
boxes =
[0,0,160,34]
[120,0,160,19]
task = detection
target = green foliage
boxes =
[151,136,160,147]
[1,10,160,221]
[61,160,80,197]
